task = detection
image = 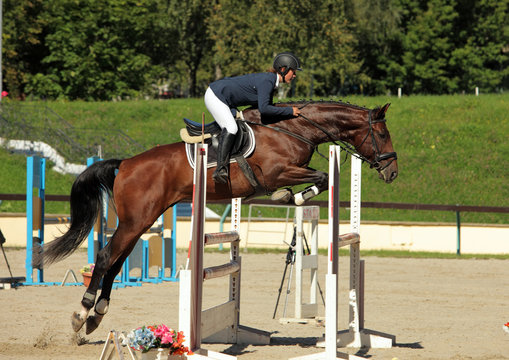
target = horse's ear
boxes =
[374,103,391,119]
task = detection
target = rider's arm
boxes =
[256,76,294,117]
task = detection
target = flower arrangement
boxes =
[80,263,95,274]
[503,322,509,334]
[125,324,192,356]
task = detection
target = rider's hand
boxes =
[292,106,301,116]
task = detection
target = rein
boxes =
[245,105,397,167]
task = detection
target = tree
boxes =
[451,0,509,92]
[167,0,214,97]
[2,0,47,99]
[208,0,361,98]
[344,0,404,94]
[310,1,365,96]
[207,0,291,97]
[27,0,175,100]
[2,0,508,98]
[402,0,459,93]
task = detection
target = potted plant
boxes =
[125,324,192,360]
[80,263,95,287]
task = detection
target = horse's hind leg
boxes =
[84,251,129,334]
[71,245,110,332]
[71,225,140,334]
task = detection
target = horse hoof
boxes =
[85,314,103,335]
[271,189,293,204]
[71,312,86,332]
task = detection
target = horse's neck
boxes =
[315,104,366,125]
[296,104,368,144]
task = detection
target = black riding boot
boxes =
[213,129,236,184]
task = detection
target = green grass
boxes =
[45,98,206,146]
[0,149,73,213]
[1,94,508,224]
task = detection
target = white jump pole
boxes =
[295,206,319,320]
[337,152,395,349]
[344,153,362,346]
[291,145,394,360]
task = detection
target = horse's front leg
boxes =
[271,167,328,205]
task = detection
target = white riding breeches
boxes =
[204,87,238,135]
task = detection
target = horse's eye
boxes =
[378,131,387,140]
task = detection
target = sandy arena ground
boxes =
[0,248,508,360]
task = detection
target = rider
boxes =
[204,52,302,184]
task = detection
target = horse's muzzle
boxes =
[374,152,398,183]
[379,161,398,183]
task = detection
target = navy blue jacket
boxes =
[209,72,293,117]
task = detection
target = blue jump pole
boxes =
[25,156,46,284]
[25,156,76,286]
[24,156,178,287]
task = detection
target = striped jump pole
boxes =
[179,143,269,360]
[292,145,395,360]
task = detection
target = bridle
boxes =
[356,110,398,171]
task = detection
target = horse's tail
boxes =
[33,159,123,268]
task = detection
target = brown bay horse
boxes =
[34,100,398,334]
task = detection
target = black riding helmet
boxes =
[273,52,302,82]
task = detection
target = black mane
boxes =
[275,99,374,112]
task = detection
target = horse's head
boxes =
[354,103,398,183]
